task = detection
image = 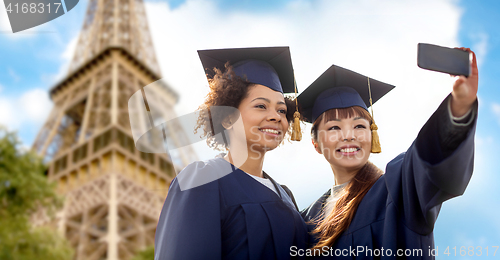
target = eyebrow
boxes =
[251,97,270,103]
[251,97,286,105]
[326,117,366,123]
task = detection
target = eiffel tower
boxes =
[31,0,197,259]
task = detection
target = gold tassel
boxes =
[370,121,381,153]
[291,74,301,141]
[291,111,302,141]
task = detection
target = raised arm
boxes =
[384,48,479,235]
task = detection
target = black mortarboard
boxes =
[298,65,395,123]
[197,47,296,93]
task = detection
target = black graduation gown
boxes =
[155,157,309,260]
[301,95,478,259]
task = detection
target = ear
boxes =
[312,138,322,154]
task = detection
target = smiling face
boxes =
[229,84,289,154]
[312,106,372,175]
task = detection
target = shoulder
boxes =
[384,152,407,173]
[175,158,234,191]
[180,157,227,172]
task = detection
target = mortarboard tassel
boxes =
[368,78,381,153]
[291,111,302,141]
[291,77,302,141]
[370,121,381,153]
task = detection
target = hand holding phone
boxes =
[417,43,471,77]
[450,47,478,118]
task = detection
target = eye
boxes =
[329,126,341,130]
[255,104,266,109]
[354,124,367,129]
[278,109,287,114]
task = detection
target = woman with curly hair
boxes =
[298,48,478,259]
[154,47,309,259]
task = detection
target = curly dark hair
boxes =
[195,62,297,150]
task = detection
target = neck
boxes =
[224,145,266,178]
[330,164,360,185]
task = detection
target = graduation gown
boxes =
[301,95,478,259]
[155,157,309,260]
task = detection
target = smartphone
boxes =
[417,43,471,77]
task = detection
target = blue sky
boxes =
[1,0,499,257]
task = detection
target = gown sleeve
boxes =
[384,94,478,235]
[154,162,222,260]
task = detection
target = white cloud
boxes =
[145,0,464,208]
[0,88,52,131]
[19,89,52,123]
[0,97,15,128]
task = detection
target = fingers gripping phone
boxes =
[417,43,471,77]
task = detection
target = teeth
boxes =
[260,128,279,134]
[340,148,358,153]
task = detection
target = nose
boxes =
[341,129,356,141]
[267,110,282,122]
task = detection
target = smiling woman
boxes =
[299,50,479,259]
[194,63,296,154]
[311,105,373,181]
[232,84,290,154]
[154,47,309,259]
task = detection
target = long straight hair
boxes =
[311,106,384,249]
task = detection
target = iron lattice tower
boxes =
[32,0,197,259]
